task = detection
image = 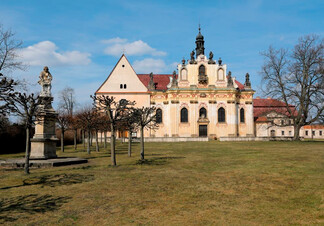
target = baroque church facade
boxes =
[96,28,255,139]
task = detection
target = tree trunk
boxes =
[293,124,301,140]
[140,126,144,160]
[90,131,93,146]
[111,123,116,166]
[101,131,103,144]
[95,130,99,152]
[24,126,30,174]
[74,129,77,150]
[82,130,85,148]
[61,129,64,153]
[104,131,107,149]
[128,128,132,157]
[87,130,91,154]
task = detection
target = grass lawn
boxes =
[0,141,324,225]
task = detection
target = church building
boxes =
[96,28,256,140]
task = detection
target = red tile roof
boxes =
[137,74,245,91]
[303,125,324,129]
[253,98,297,118]
[137,74,176,91]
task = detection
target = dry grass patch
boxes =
[0,140,323,225]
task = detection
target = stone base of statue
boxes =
[30,96,58,159]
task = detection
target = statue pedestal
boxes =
[30,97,58,159]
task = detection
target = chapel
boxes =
[96,28,256,139]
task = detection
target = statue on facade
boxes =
[244,72,251,88]
[148,72,155,90]
[189,50,197,64]
[38,66,53,97]
[218,57,222,65]
[227,71,234,87]
[208,51,216,64]
[171,70,178,88]
[182,58,186,65]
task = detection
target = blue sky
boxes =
[1,0,323,106]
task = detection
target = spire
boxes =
[195,25,205,57]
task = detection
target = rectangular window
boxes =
[305,130,308,136]
[312,131,315,136]
[281,120,284,125]
[320,131,322,136]
[282,131,284,136]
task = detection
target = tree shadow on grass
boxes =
[0,173,94,190]
[0,194,71,223]
[136,156,185,166]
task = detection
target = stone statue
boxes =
[38,66,53,97]
[189,50,197,64]
[208,51,215,64]
[190,50,195,60]
[218,57,222,65]
[182,58,186,65]
[227,71,234,87]
[171,70,178,88]
[148,72,155,90]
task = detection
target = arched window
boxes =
[218,107,226,123]
[199,107,207,118]
[199,65,205,76]
[124,84,127,89]
[240,108,245,123]
[120,84,123,89]
[181,69,187,81]
[181,108,188,123]
[218,69,224,81]
[156,109,162,124]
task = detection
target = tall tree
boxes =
[91,95,135,166]
[260,35,324,140]
[0,24,24,72]
[133,107,158,160]
[58,86,76,116]
[0,24,24,115]
[7,93,40,174]
[57,112,70,153]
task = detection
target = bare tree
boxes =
[7,92,41,174]
[75,107,98,154]
[260,35,324,140]
[58,86,76,116]
[0,24,25,115]
[133,107,158,160]
[0,24,24,72]
[57,112,70,153]
[0,73,16,116]
[91,95,135,166]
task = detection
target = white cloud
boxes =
[18,41,91,66]
[101,37,127,44]
[103,38,166,57]
[132,58,167,73]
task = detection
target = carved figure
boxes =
[209,51,213,60]
[218,57,222,65]
[190,50,195,61]
[38,66,53,97]
[227,71,234,87]
[171,70,178,88]
[208,51,216,64]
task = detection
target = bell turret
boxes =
[195,25,205,57]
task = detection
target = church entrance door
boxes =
[199,125,207,137]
